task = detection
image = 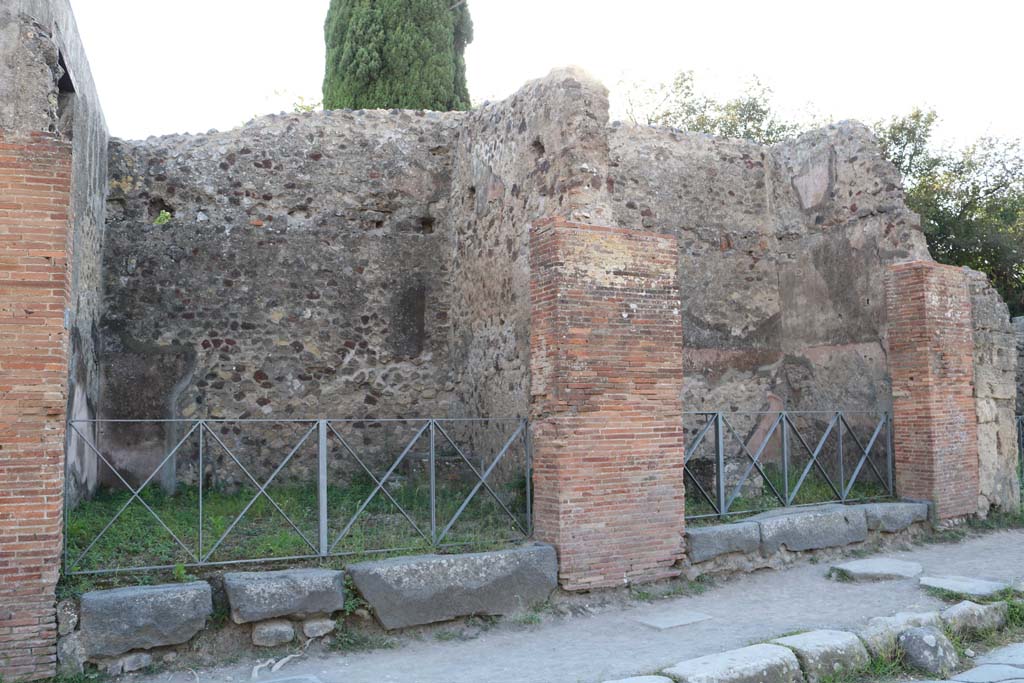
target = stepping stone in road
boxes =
[829,558,923,581]
[631,608,712,631]
[919,575,1010,598]
[951,664,1024,682]
[980,644,1024,667]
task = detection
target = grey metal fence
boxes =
[683,411,893,521]
[64,418,531,575]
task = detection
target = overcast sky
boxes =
[71,0,1024,146]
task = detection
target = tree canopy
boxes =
[628,72,1024,316]
[323,0,473,111]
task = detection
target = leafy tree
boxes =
[627,73,1023,315]
[877,110,1024,315]
[626,71,802,144]
[322,0,473,111]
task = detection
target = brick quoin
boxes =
[0,131,73,681]
[529,218,685,590]
[886,260,979,521]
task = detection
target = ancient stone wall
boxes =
[1015,317,1024,415]
[607,122,929,418]
[966,269,1020,514]
[0,1,108,680]
[2,0,109,505]
[101,110,463,484]
[446,69,612,423]
[98,67,936,495]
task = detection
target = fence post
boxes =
[429,420,437,545]
[318,419,328,557]
[715,412,726,518]
[523,419,532,536]
[838,411,845,501]
[198,420,204,561]
[782,411,790,505]
[887,413,895,496]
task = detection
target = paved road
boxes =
[135,530,1024,683]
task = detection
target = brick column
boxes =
[886,260,978,521]
[529,218,685,590]
[0,131,73,681]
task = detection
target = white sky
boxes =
[70,0,1024,146]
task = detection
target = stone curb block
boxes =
[224,568,346,624]
[756,506,868,554]
[942,600,1009,635]
[348,543,557,630]
[857,502,929,532]
[685,523,760,564]
[662,643,802,683]
[79,582,212,658]
[771,629,869,683]
[857,611,941,658]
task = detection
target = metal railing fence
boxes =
[683,410,893,521]
[64,417,531,575]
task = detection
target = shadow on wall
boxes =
[94,337,196,494]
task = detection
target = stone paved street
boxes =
[131,529,1024,683]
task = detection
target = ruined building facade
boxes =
[1,0,1022,679]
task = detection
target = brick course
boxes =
[529,219,685,589]
[0,131,72,681]
[886,260,979,520]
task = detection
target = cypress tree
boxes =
[323,0,473,111]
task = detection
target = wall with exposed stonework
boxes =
[102,110,464,484]
[99,68,935,488]
[607,122,929,418]
[0,1,108,679]
[966,268,1021,514]
[1015,316,1024,415]
[2,0,109,505]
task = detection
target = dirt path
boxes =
[137,529,1024,683]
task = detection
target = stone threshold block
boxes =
[828,558,923,582]
[662,643,802,683]
[223,568,346,624]
[919,575,1010,599]
[79,582,212,658]
[771,629,869,683]
[347,544,557,629]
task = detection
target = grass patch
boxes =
[685,460,891,525]
[328,626,397,654]
[63,472,527,578]
[827,567,854,583]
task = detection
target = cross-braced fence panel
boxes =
[682,411,893,521]
[64,417,531,575]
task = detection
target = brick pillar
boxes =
[0,131,73,681]
[529,218,685,590]
[886,260,979,521]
